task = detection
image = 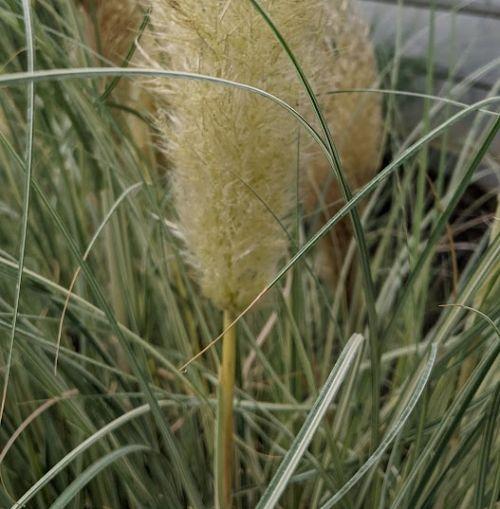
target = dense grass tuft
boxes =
[0,1,498,508]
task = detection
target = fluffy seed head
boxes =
[80,0,143,64]
[147,0,382,310]
[79,0,156,161]
[302,1,383,281]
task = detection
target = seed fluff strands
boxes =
[148,1,382,308]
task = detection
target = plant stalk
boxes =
[216,310,237,509]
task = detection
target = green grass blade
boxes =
[0,67,326,159]
[391,339,500,508]
[0,0,35,423]
[98,6,151,102]
[319,343,438,509]
[54,181,144,373]
[49,445,151,509]
[256,333,364,509]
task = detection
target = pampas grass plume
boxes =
[81,0,142,65]
[80,0,155,163]
[147,1,382,307]
[148,1,310,313]
[75,0,382,297]
[303,1,383,281]
[94,1,382,506]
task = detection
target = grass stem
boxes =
[216,310,237,509]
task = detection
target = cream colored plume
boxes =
[303,2,383,281]
[147,0,382,309]
[79,0,155,161]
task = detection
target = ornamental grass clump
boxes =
[146,1,381,506]
[2,1,499,507]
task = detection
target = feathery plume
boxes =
[148,1,382,305]
[80,0,142,65]
[79,0,382,291]
[148,2,305,312]
[79,0,155,162]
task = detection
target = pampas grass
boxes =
[145,1,382,505]
[1,1,498,508]
[81,0,382,292]
[80,0,142,64]
[302,1,383,281]
[147,3,310,505]
[147,2,301,313]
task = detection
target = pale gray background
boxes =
[360,0,500,186]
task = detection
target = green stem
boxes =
[216,310,237,509]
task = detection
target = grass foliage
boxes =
[0,1,498,508]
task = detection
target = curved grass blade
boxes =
[99,7,151,102]
[12,401,171,508]
[0,389,77,466]
[319,343,438,509]
[0,67,326,163]
[49,445,151,509]
[54,181,144,373]
[255,333,364,509]
[441,304,500,339]
[325,88,499,117]
[391,339,500,508]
